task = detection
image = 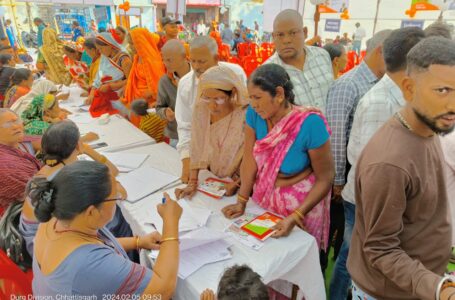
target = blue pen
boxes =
[162,197,166,204]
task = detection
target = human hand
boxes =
[200,289,216,300]
[165,108,175,122]
[138,231,162,250]
[332,185,344,203]
[81,132,99,143]
[98,84,111,93]
[157,192,183,222]
[223,181,239,197]
[175,183,198,200]
[272,216,297,238]
[221,202,246,219]
[85,94,94,105]
[181,158,190,183]
[80,91,89,97]
[57,92,70,101]
[440,286,455,300]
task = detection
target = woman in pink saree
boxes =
[222,63,334,251]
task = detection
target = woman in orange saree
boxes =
[123,28,166,127]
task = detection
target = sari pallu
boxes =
[252,108,331,250]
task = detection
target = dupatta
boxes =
[252,108,332,250]
[40,28,72,86]
[190,65,248,178]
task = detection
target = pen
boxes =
[162,197,166,204]
[145,222,158,231]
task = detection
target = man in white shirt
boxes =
[197,20,207,36]
[352,22,366,55]
[329,27,426,300]
[264,9,333,113]
[175,36,246,183]
[442,132,455,244]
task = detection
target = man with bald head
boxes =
[156,40,191,147]
[265,9,333,112]
[175,36,246,182]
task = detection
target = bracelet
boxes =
[291,212,304,228]
[135,236,141,251]
[99,155,107,164]
[437,276,455,300]
[443,282,455,290]
[293,209,304,219]
[237,194,249,204]
[160,237,179,244]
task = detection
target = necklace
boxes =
[217,112,234,149]
[395,112,413,131]
[53,220,100,240]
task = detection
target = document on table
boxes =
[117,167,180,202]
[68,113,93,124]
[101,152,149,171]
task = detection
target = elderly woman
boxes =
[40,28,72,86]
[222,64,334,249]
[28,161,182,298]
[21,94,68,136]
[20,121,133,257]
[176,65,248,199]
[124,28,166,126]
[323,43,348,79]
[0,108,41,214]
[86,32,132,118]
[3,68,33,108]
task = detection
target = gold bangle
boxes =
[135,236,140,250]
[291,212,304,228]
[160,237,179,244]
[99,155,107,164]
[293,209,304,219]
[237,194,249,203]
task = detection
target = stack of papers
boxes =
[101,152,149,172]
[150,228,232,279]
[117,167,180,202]
[225,213,265,251]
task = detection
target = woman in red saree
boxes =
[86,32,132,117]
[222,63,334,250]
[123,28,165,127]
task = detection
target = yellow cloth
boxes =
[40,28,72,86]
[89,55,101,86]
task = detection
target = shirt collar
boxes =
[272,46,312,71]
[383,74,406,106]
[357,61,379,84]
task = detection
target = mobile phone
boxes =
[91,142,108,149]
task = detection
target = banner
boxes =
[319,0,349,13]
[406,0,440,17]
[401,19,425,29]
[325,19,341,32]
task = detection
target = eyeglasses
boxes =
[272,29,303,40]
[200,97,227,105]
[101,197,123,203]
[0,119,22,128]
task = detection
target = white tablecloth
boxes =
[58,85,155,152]
[118,143,326,300]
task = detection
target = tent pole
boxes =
[372,0,381,34]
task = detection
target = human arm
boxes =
[85,88,95,105]
[175,168,199,199]
[156,78,175,122]
[175,77,192,182]
[117,231,162,251]
[222,125,258,219]
[79,143,119,177]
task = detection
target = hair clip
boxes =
[43,189,54,204]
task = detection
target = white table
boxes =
[59,85,155,152]
[118,143,326,300]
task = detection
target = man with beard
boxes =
[347,36,455,299]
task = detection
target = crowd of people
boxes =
[0,7,454,300]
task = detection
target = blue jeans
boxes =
[352,40,361,55]
[329,200,355,300]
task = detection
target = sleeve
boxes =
[302,114,330,150]
[155,76,169,121]
[357,163,442,300]
[245,105,257,130]
[441,135,455,172]
[175,78,192,160]
[326,82,357,185]
[73,246,153,296]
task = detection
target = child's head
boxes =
[131,99,149,116]
[217,265,269,300]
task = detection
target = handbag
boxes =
[0,201,32,271]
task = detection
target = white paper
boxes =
[178,240,232,279]
[101,152,149,170]
[117,167,180,202]
[179,227,226,251]
[68,113,93,124]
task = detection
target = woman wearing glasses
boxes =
[176,65,248,199]
[30,161,182,298]
[20,120,136,258]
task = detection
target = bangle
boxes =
[160,237,179,244]
[99,155,107,164]
[437,276,455,300]
[135,236,141,250]
[293,209,304,219]
[291,212,304,228]
[237,194,249,204]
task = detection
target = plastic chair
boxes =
[243,56,262,77]
[0,250,33,298]
[236,43,249,59]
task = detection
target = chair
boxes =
[0,249,33,298]
[243,56,262,77]
[236,43,249,59]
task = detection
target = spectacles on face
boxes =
[272,29,303,40]
[0,118,22,128]
[101,197,123,203]
[200,96,227,105]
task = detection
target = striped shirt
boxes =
[326,61,379,185]
[264,46,334,112]
[139,113,167,143]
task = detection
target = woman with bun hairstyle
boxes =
[29,160,182,298]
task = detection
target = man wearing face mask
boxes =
[175,36,246,183]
